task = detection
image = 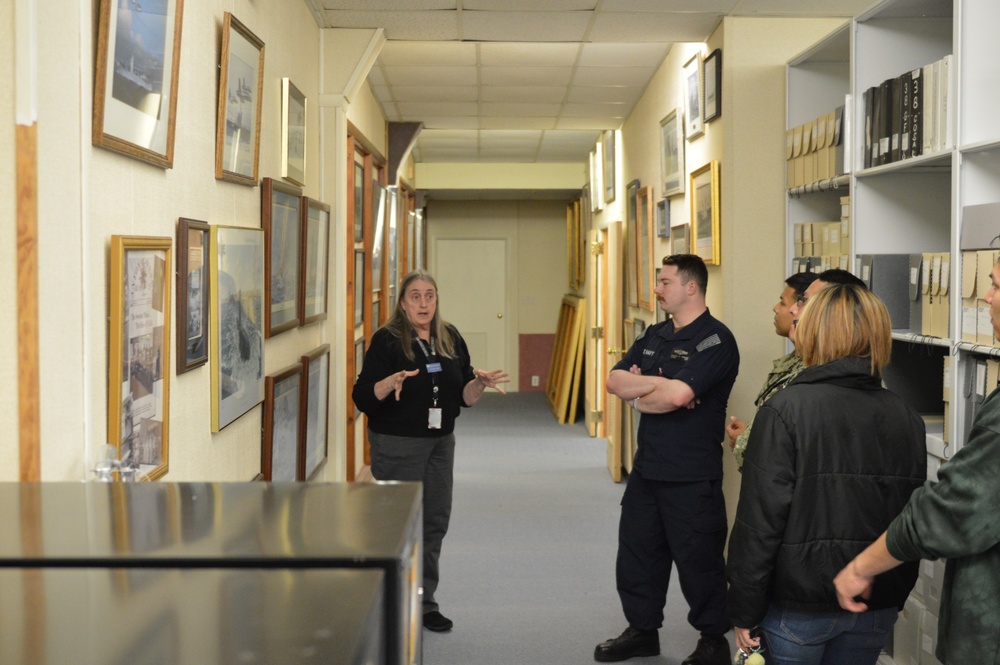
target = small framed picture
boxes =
[657,199,670,239]
[262,177,302,337]
[176,218,210,374]
[671,223,690,255]
[691,161,722,265]
[215,13,265,186]
[703,49,722,123]
[354,249,364,328]
[683,52,704,140]
[281,78,306,186]
[300,344,331,481]
[625,179,640,308]
[602,130,616,204]
[92,0,184,168]
[660,108,685,196]
[262,363,303,482]
[300,197,330,326]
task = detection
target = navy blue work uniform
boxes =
[612,308,739,635]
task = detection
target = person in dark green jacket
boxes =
[834,259,1000,664]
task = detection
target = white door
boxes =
[433,239,507,372]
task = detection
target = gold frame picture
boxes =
[281,78,307,186]
[215,12,265,186]
[108,235,172,481]
[93,0,185,168]
[690,161,721,265]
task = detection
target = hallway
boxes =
[422,391,737,664]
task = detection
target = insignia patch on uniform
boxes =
[670,348,689,361]
[642,349,656,356]
[696,334,721,352]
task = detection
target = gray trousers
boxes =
[369,430,455,614]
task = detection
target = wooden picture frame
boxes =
[176,218,209,374]
[262,178,302,337]
[691,160,721,265]
[683,52,704,140]
[672,223,690,255]
[372,182,387,294]
[353,249,364,327]
[300,344,331,481]
[660,108,685,196]
[625,179,640,308]
[93,0,184,168]
[215,13,265,186]
[210,225,265,432]
[703,49,722,123]
[353,338,364,418]
[281,78,306,186]
[262,363,303,482]
[353,161,365,243]
[300,197,330,326]
[602,130,616,204]
[636,185,655,312]
[657,199,670,239]
[108,235,172,481]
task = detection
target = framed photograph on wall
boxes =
[691,161,722,265]
[657,199,670,239]
[300,197,330,326]
[262,363,302,482]
[703,49,722,123]
[281,78,306,186]
[176,218,209,374]
[93,0,184,168]
[108,235,172,481]
[353,161,365,243]
[300,344,330,481]
[602,130,616,204]
[672,223,690,255]
[210,225,265,432]
[353,249,364,327]
[372,182,387,294]
[387,187,399,310]
[683,52,704,140]
[215,13,265,186]
[353,338,364,418]
[660,108,685,196]
[636,185,655,312]
[625,179,640,308]
[262,177,302,337]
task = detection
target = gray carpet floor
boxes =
[422,392,737,664]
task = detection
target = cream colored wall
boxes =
[425,199,569,391]
[347,80,387,159]
[0,0,17,478]
[0,0,374,481]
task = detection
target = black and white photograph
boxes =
[281,78,306,186]
[703,49,722,122]
[372,182,387,294]
[211,225,265,432]
[262,178,302,337]
[216,13,264,185]
[301,198,330,325]
[177,218,209,374]
[683,52,704,140]
[301,345,330,481]
[660,108,685,196]
[263,364,302,482]
[354,249,364,327]
[690,160,721,265]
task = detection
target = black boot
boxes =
[681,633,730,665]
[594,626,660,662]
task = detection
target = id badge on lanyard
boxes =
[419,337,444,429]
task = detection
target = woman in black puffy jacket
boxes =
[726,283,926,664]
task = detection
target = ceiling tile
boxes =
[481,102,563,117]
[539,130,602,145]
[480,129,544,141]
[589,11,723,42]
[479,42,580,67]
[418,117,481,129]
[321,10,459,39]
[480,117,557,130]
[566,85,643,104]
[560,102,629,118]
[320,0,455,8]
[396,101,479,116]
[420,129,480,141]
[378,41,477,66]
[481,86,567,104]
[461,11,591,42]
[600,0,737,10]
[731,0,868,16]
[383,65,477,86]
[480,66,573,87]
[578,42,669,68]
[388,85,479,102]
[463,0,595,9]
[555,116,620,130]
[572,65,656,87]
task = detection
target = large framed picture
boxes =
[262,177,302,337]
[262,363,303,482]
[636,185,655,312]
[281,78,306,186]
[215,13,265,186]
[210,225,265,432]
[602,130,616,204]
[93,0,184,168]
[703,49,722,123]
[683,52,704,140]
[300,197,330,326]
[691,161,722,265]
[176,218,209,374]
[108,235,172,481]
[625,179,640,308]
[660,108,685,196]
[300,344,331,481]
